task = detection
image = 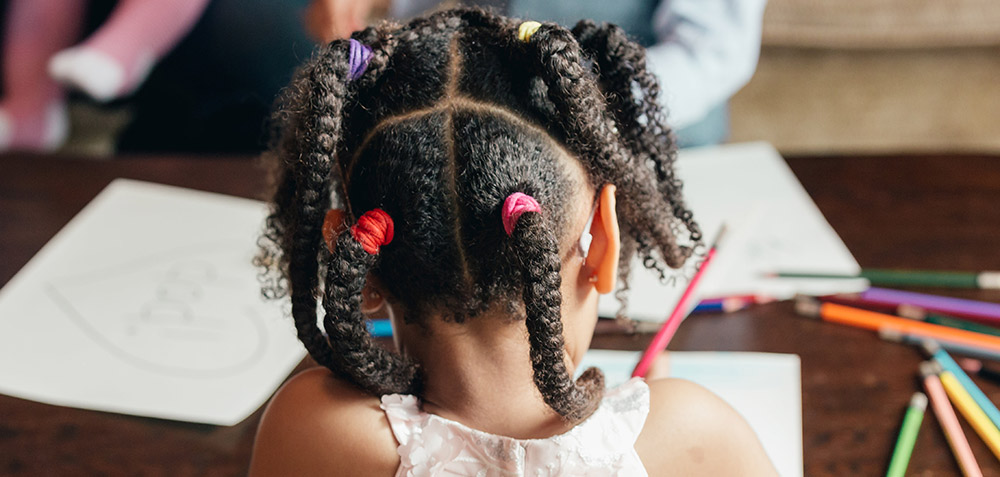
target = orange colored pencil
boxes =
[797,299,1000,351]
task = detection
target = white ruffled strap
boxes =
[380,394,423,447]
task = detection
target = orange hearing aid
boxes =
[584,185,620,294]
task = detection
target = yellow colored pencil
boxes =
[940,370,1000,460]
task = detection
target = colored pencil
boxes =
[924,314,1000,338]
[632,227,726,378]
[927,343,1000,433]
[920,362,983,477]
[886,392,927,477]
[898,303,1000,333]
[824,296,1000,337]
[774,269,1000,289]
[691,296,753,314]
[956,359,1000,389]
[879,328,1000,362]
[939,369,1000,460]
[819,294,900,314]
[957,358,985,374]
[367,319,393,337]
[795,298,1000,352]
[861,287,1000,324]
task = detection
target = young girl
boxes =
[250,8,777,475]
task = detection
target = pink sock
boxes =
[0,0,83,152]
[48,0,211,102]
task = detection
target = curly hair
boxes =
[256,8,701,422]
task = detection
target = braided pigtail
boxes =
[517,22,698,325]
[504,194,604,421]
[276,43,350,370]
[571,20,701,248]
[321,210,420,395]
[259,37,384,370]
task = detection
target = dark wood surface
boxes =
[2,152,1000,475]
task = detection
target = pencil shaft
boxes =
[939,371,1000,460]
[779,270,1000,288]
[862,288,1000,323]
[927,314,1000,338]
[367,319,392,337]
[886,393,926,477]
[896,331,1000,362]
[691,297,750,314]
[691,301,726,313]
[632,244,720,378]
[819,302,1000,350]
[935,350,1000,432]
[923,374,983,477]
[863,270,979,288]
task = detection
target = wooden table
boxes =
[2,152,1000,475]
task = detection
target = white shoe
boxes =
[49,47,128,103]
[0,101,68,152]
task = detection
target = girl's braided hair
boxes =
[256,8,701,422]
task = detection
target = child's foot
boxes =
[48,46,153,102]
[0,101,69,152]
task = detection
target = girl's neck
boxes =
[395,312,576,439]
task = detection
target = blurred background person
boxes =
[0,0,313,154]
[306,0,767,147]
[0,0,764,155]
[0,0,210,153]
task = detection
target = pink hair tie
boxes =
[351,209,394,254]
[502,192,541,236]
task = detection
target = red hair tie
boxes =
[502,192,541,236]
[351,209,394,254]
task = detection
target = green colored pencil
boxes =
[774,269,1000,289]
[886,392,927,477]
[924,314,1000,338]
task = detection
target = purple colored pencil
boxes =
[861,287,1000,324]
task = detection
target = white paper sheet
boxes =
[0,179,305,426]
[579,350,803,477]
[599,141,866,321]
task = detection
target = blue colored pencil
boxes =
[925,342,1000,432]
[367,319,393,337]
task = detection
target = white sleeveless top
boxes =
[380,377,650,476]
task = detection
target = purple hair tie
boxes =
[348,39,373,81]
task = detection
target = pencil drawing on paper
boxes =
[44,242,271,378]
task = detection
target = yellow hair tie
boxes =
[518,21,542,42]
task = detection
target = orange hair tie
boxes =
[322,209,346,253]
[351,209,394,254]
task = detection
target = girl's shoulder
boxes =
[636,378,778,477]
[249,367,399,477]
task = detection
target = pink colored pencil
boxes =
[632,227,726,378]
[921,361,983,477]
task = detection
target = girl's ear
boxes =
[584,184,620,294]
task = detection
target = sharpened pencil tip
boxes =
[919,361,939,378]
[920,339,941,356]
[897,304,926,320]
[793,295,821,318]
[910,392,928,410]
[878,327,903,342]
